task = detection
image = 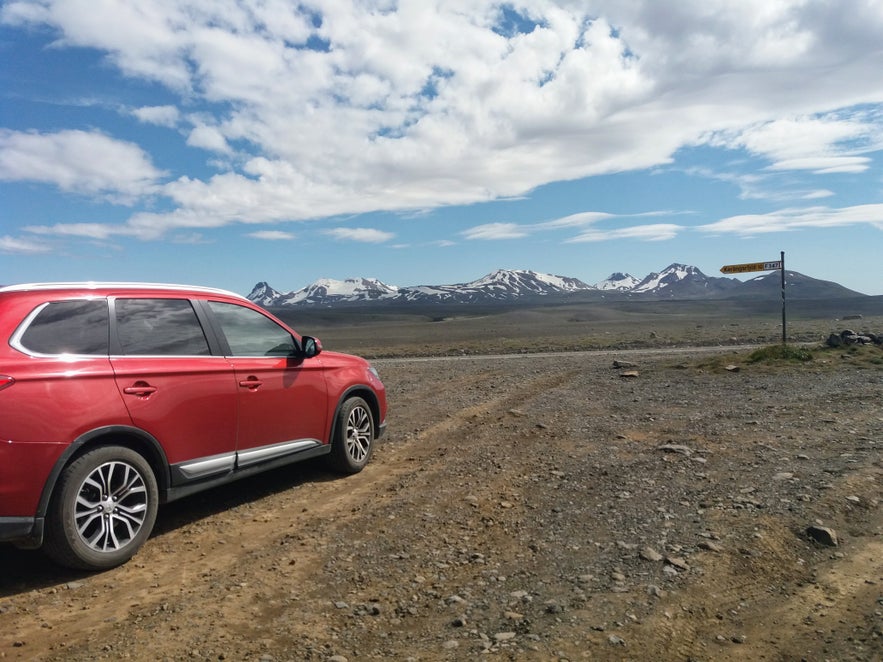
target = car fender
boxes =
[34,425,171,520]
[328,385,385,444]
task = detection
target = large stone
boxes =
[640,547,664,562]
[806,525,838,547]
[826,333,843,347]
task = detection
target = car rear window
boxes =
[115,298,211,356]
[18,300,109,355]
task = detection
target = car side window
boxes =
[208,301,297,357]
[115,298,211,356]
[18,300,109,355]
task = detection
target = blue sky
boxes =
[2,1,882,296]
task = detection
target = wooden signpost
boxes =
[721,251,787,344]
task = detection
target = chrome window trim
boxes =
[6,289,248,359]
[10,300,226,361]
[9,301,110,359]
[9,301,50,356]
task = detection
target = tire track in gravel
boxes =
[631,513,813,661]
[632,508,883,662]
[4,348,879,660]
[224,363,591,655]
[737,536,883,660]
[0,358,585,659]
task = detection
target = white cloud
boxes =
[1,0,195,89]
[540,211,614,229]
[0,234,50,254]
[25,221,126,240]
[463,210,677,242]
[568,224,683,243]
[131,105,180,127]
[707,114,882,173]
[803,189,834,200]
[682,165,841,203]
[248,230,296,240]
[325,227,394,243]
[699,203,883,236]
[4,1,883,240]
[0,129,163,200]
[186,123,231,153]
[462,223,530,240]
[768,157,870,174]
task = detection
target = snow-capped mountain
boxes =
[273,277,399,305]
[596,272,640,291]
[247,282,285,306]
[247,278,398,306]
[632,263,742,298]
[472,269,593,294]
[249,269,596,306]
[247,265,864,307]
[398,269,595,304]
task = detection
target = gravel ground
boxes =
[1,345,881,661]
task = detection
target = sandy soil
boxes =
[1,344,881,661]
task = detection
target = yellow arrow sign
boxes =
[720,261,783,274]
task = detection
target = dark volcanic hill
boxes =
[735,270,863,300]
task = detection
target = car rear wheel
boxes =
[325,397,375,474]
[44,446,158,570]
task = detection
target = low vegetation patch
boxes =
[818,342,883,368]
[747,344,814,363]
[690,343,818,373]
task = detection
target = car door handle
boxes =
[239,378,263,390]
[123,382,157,397]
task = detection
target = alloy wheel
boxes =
[74,460,149,552]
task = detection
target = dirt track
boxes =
[1,345,881,661]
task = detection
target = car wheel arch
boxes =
[36,426,171,520]
[329,385,381,442]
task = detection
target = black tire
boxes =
[325,397,375,474]
[44,446,158,570]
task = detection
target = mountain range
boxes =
[247,264,865,307]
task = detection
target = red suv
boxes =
[0,283,387,570]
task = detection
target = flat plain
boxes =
[1,298,881,661]
[272,296,883,357]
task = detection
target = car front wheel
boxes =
[326,397,375,474]
[44,446,158,570]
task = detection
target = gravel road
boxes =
[1,346,881,661]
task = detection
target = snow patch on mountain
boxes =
[596,272,640,291]
[632,264,699,293]
[276,278,399,305]
[468,269,594,294]
[249,269,596,306]
[246,265,862,306]
[247,281,285,306]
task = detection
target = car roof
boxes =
[0,282,246,300]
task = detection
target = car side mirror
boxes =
[301,336,322,358]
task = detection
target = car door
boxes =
[205,300,329,468]
[110,297,239,483]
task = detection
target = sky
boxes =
[1,1,883,297]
